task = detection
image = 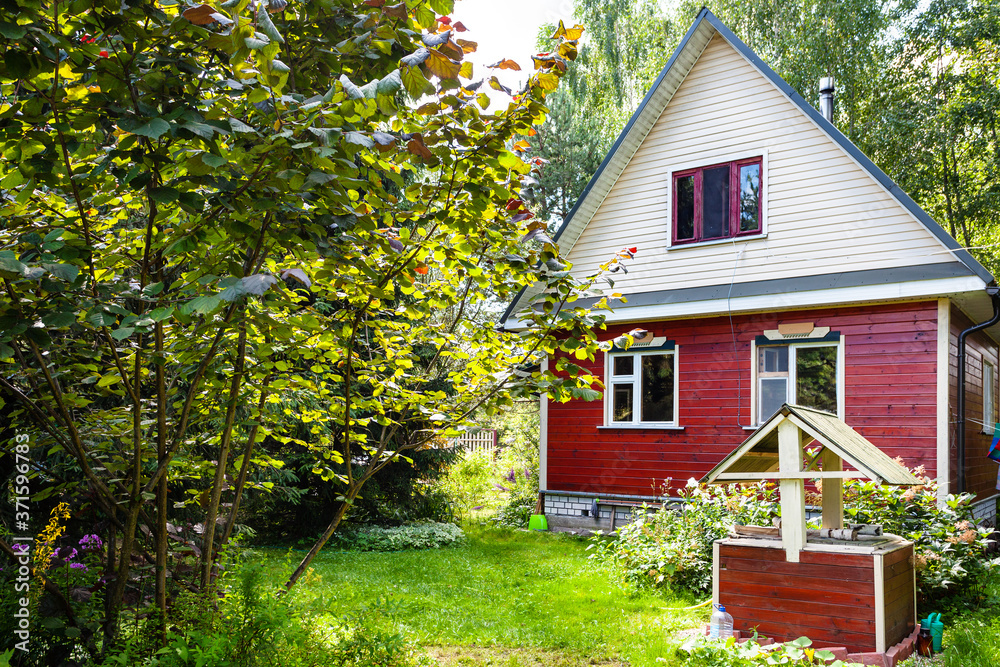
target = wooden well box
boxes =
[702,405,920,654]
[714,538,915,653]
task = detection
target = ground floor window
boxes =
[607,344,677,426]
[757,342,840,423]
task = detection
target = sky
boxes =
[447,0,581,105]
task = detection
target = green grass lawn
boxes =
[247,526,708,666]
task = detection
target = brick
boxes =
[846,652,887,667]
[885,646,899,667]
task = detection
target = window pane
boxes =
[759,377,788,422]
[796,346,838,414]
[641,354,674,422]
[986,363,994,427]
[613,356,634,376]
[613,384,634,422]
[758,346,788,373]
[675,175,695,240]
[702,166,730,239]
[739,163,761,232]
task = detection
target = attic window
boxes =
[672,157,762,245]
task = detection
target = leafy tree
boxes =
[0,0,627,657]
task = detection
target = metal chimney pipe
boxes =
[819,77,835,122]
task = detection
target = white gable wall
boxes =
[565,34,953,295]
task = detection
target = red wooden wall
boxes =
[949,305,999,501]
[546,301,940,497]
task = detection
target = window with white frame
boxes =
[606,340,677,426]
[756,340,842,423]
[983,360,995,433]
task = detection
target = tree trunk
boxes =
[154,320,168,645]
[199,316,247,589]
[284,493,353,591]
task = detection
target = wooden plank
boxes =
[719,591,875,621]
[720,555,875,581]
[798,550,875,568]
[722,605,876,635]
[718,580,876,608]
[731,617,875,654]
[719,568,874,595]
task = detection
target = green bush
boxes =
[676,635,861,666]
[588,481,779,594]
[437,450,499,518]
[590,470,996,600]
[837,469,996,603]
[328,521,465,552]
[91,566,428,667]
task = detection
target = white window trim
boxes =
[983,359,995,434]
[665,148,769,250]
[604,346,679,428]
[751,335,845,426]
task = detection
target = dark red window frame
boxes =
[671,157,763,245]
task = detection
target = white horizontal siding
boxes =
[565,33,951,296]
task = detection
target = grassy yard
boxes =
[248,526,708,666]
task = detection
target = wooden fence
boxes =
[451,429,497,456]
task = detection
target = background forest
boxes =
[531,0,1000,276]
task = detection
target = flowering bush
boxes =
[587,480,780,594]
[836,468,997,601]
[589,467,997,600]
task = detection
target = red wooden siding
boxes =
[949,305,999,500]
[547,301,939,496]
[883,545,916,648]
[717,543,882,653]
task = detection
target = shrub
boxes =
[328,521,465,552]
[437,450,500,518]
[590,469,997,600]
[588,481,779,594]
[676,635,861,666]
[837,469,997,603]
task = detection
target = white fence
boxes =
[451,429,497,456]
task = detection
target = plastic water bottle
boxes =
[709,604,734,640]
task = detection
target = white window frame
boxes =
[983,359,995,434]
[604,347,679,428]
[752,336,845,425]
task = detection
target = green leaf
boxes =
[201,154,228,168]
[270,58,290,73]
[339,74,364,99]
[257,6,284,43]
[344,132,374,148]
[0,257,27,279]
[132,118,171,139]
[41,262,80,282]
[87,311,116,327]
[150,187,180,204]
[42,311,76,328]
[244,36,269,50]
[111,327,135,341]
[0,21,27,39]
[4,50,30,79]
[400,65,430,98]
[183,295,222,315]
[97,373,121,388]
[149,307,175,322]
[377,70,403,95]
[228,117,255,133]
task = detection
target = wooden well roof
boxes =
[701,404,921,486]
